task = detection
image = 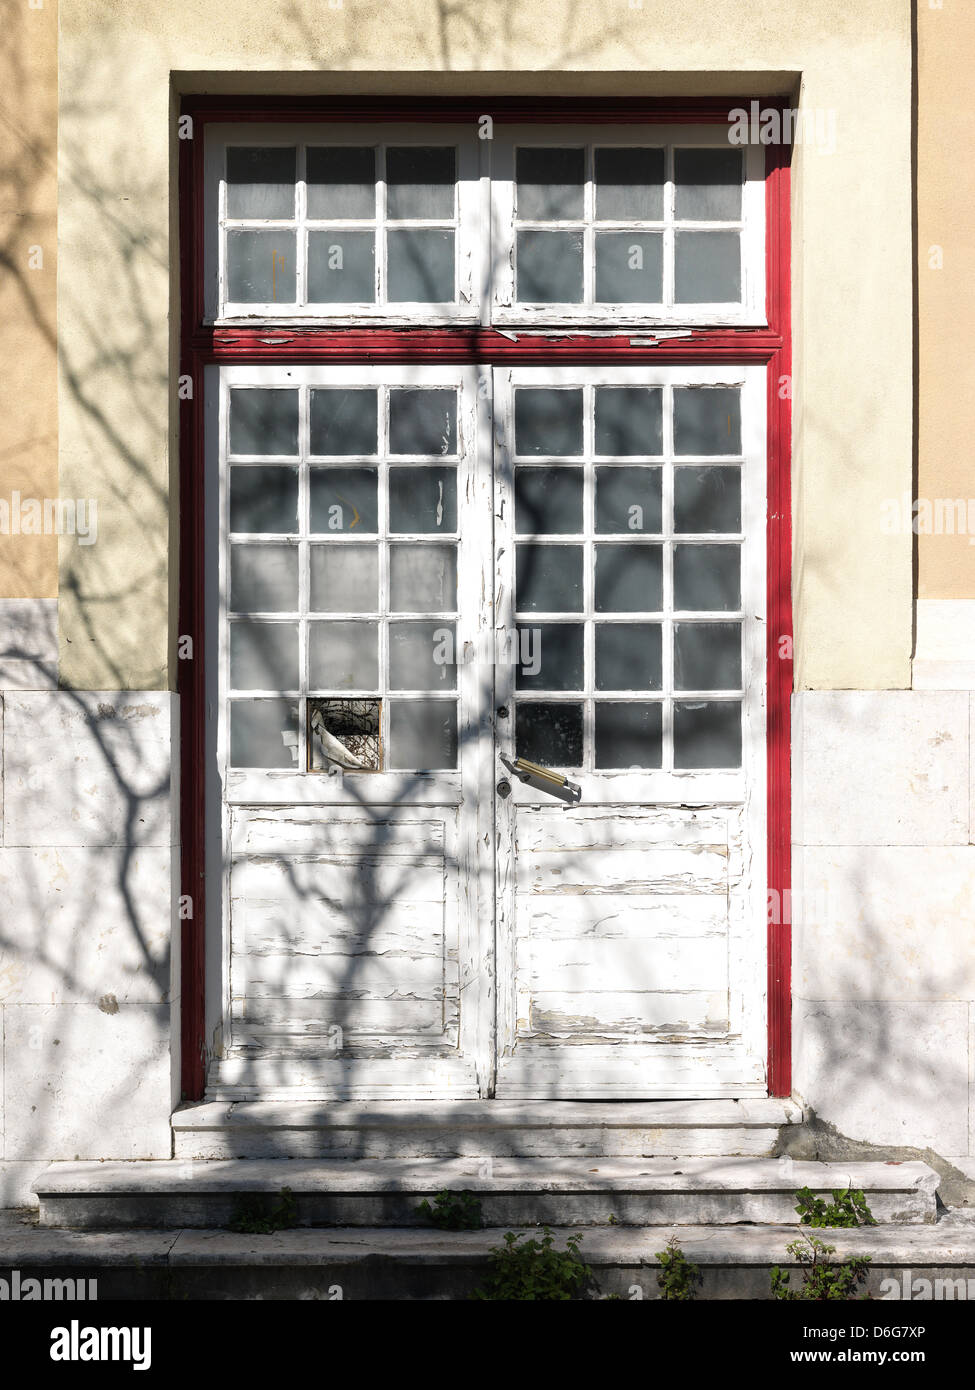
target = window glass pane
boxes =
[595,623,662,690]
[594,147,665,220]
[389,545,457,612]
[514,388,584,457]
[385,147,456,219]
[516,230,584,303]
[309,545,379,612]
[226,147,296,219]
[673,700,742,769]
[389,389,457,456]
[309,468,379,533]
[595,702,662,769]
[674,148,743,221]
[515,623,584,691]
[307,230,376,302]
[387,229,454,302]
[516,544,584,612]
[516,148,584,219]
[310,389,379,456]
[230,621,299,691]
[230,466,298,533]
[673,544,741,612]
[594,544,663,612]
[594,232,663,302]
[388,700,457,769]
[675,231,741,303]
[226,229,296,304]
[674,622,742,691]
[673,388,741,455]
[516,701,583,767]
[389,468,457,533]
[595,467,662,534]
[306,146,376,219]
[674,466,741,533]
[229,388,299,456]
[230,699,299,769]
[515,467,583,535]
[389,621,457,690]
[230,544,298,612]
[308,621,379,690]
[594,387,663,456]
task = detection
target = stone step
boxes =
[172,1099,803,1159]
[35,1157,939,1230]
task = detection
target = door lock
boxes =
[496,779,512,798]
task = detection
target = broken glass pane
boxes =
[308,697,381,772]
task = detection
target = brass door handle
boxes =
[512,757,569,788]
[499,754,582,803]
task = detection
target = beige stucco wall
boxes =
[48,0,914,690]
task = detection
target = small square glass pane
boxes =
[310,389,379,457]
[673,700,742,769]
[515,623,584,691]
[385,147,456,219]
[387,229,455,302]
[230,621,299,692]
[594,387,663,456]
[388,700,457,770]
[516,231,584,303]
[595,233,663,302]
[389,545,457,612]
[516,545,584,613]
[595,467,662,534]
[673,388,742,455]
[595,702,663,769]
[230,544,298,613]
[674,148,743,221]
[230,466,298,534]
[514,389,583,457]
[594,544,663,612]
[309,467,378,533]
[226,147,296,219]
[306,146,376,219]
[389,389,457,456]
[515,468,583,535]
[226,229,296,304]
[516,702,583,768]
[307,230,376,302]
[674,467,742,533]
[673,544,741,611]
[594,148,665,220]
[389,468,457,533]
[675,231,741,303]
[516,148,584,220]
[674,622,742,691]
[310,545,379,612]
[389,621,457,691]
[595,623,662,691]
[230,699,299,769]
[229,389,299,456]
[308,621,379,691]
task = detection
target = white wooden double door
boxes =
[206,362,768,1099]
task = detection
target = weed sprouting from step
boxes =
[794,1185,877,1229]
[655,1236,702,1300]
[227,1186,298,1235]
[771,1231,871,1301]
[416,1189,484,1231]
[471,1228,593,1300]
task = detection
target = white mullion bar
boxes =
[295,143,307,310]
[584,143,594,307]
[377,143,387,307]
[664,144,675,309]
[661,382,675,771]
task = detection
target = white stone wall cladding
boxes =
[0,690,177,1177]
[792,690,975,1158]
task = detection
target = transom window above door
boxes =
[203,123,766,325]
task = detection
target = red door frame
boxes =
[178,96,793,1101]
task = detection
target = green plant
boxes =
[472,1228,593,1300]
[416,1188,484,1231]
[794,1185,877,1228]
[227,1186,298,1234]
[771,1232,871,1300]
[655,1236,702,1300]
